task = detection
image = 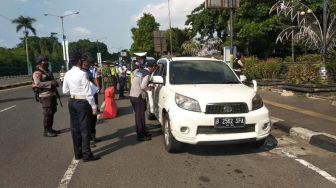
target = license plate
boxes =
[214,117,245,128]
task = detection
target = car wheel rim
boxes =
[164,120,170,146]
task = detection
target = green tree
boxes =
[68,39,111,61]
[185,3,229,43]
[12,15,36,74]
[130,13,160,57]
[235,0,282,57]
[165,28,191,55]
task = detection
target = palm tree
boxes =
[12,16,36,75]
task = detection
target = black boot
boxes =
[44,129,56,137]
[91,134,101,142]
[52,129,60,134]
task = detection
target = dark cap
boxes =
[36,55,49,64]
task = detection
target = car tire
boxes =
[146,97,156,120]
[252,138,266,149]
[163,114,182,153]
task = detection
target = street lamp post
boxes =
[205,0,240,67]
[323,0,328,67]
[44,12,79,71]
[168,0,173,55]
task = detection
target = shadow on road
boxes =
[185,135,278,156]
[117,105,133,117]
[58,128,71,134]
[93,124,162,157]
[0,96,34,103]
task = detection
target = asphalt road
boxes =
[0,86,335,188]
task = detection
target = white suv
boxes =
[147,57,271,152]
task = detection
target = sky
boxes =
[0,0,204,53]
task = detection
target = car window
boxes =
[154,64,164,76]
[169,60,240,85]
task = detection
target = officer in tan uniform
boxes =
[32,56,60,137]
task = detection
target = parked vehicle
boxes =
[146,57,271,153]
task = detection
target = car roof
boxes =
[131,56,155,61]
[165,56,223,62]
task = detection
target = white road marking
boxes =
[57,157,80,188]
[0,105,16,113]
[270,116,284,124]
[282,150,336,185]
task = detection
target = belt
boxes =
[70,95,86,100]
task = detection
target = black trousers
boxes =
[40,96,57,131]
[90,93,99,138]
[119,77,126,97]
[68,98,93,159]
[130,96,147,138]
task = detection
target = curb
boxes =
[0,81,31,90]
[273,121,336,153]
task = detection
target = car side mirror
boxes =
[252,80,257,92]
[151,75,164,84]
[240,75,247,83]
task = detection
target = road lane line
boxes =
[57,157,80,188]
[264,99,336,123]
[282,150,336,185]
[0,105,16,113]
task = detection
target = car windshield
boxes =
[169,60,240,85]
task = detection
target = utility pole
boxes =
[322,0,328,67]
[168,0,173,55]
[44,12,79,71]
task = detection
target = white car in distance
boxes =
[146,57,271,153]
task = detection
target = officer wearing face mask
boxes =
[32,55,60,137]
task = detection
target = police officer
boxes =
[63,52,100,162]
[32,56,60,137]
[118,60,127,99]
[83,58,101,145]
[129,53,156,141]
[233,53,244,77]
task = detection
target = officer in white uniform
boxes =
[62,53,100,162]
[129,53,157,141]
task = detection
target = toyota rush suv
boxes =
[146,57,271,152]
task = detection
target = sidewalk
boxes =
[259,89,336,152]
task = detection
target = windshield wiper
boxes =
[223,81,239,84]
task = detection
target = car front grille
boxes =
[205,103,249,114]
[197,124,255,134]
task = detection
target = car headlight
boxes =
[175,93,201,112]
[252,94,263,111]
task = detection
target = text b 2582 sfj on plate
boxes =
[214,117,245,128]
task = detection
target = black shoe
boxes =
[91,137,101,142]
[52,129,61,134]
[145,132,152,137]
[75,155,82,160]
[44,131,57,137]
[137,136,152,142]
[90,141,97,148]
[82,156,101,162]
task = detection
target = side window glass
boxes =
[154,64,162,76]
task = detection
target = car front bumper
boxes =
[168,106,271,145]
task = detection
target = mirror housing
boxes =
[240,75,247,82]
[151,76,164,84]
[252,80,257,92]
